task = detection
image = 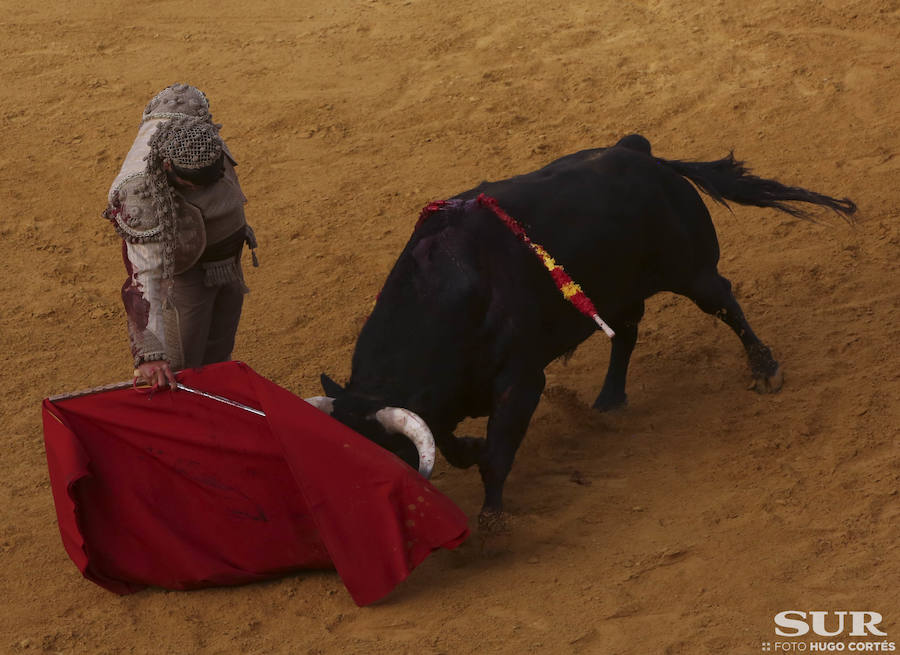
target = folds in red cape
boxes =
[42,361,469,606]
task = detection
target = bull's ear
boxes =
[320,373,346,398]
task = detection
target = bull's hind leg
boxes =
[593,301,645,411]
[688,270,783,393]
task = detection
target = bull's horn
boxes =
[373,408,436,479]
[304,396,335,414]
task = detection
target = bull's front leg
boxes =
[478,368,546,531]
[432,429,484,469]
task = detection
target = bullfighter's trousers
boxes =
[171,258,246,369]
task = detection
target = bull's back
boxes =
[350,143,721,420]
[457,145,718,307]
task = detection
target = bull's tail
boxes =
[656,153,857,221]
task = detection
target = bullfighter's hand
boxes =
[134,360,177,390]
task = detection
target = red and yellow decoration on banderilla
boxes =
[417,194,616,338]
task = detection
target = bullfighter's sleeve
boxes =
[106,175,183,369]
[120,239,181,368]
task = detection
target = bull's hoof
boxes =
[478,510,512,557]
[478,509,510,533]
[592,391,627,412]
[748,365,784,394]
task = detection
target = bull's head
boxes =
[304,374,436,478]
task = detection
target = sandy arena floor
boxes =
[1,0,898,653]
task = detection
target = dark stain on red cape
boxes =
[42,361,469,606]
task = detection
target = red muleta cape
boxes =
[41,361,469,606]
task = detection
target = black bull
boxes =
[320,134,855,522]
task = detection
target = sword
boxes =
[173,382,266,417]
[49,378,267,418]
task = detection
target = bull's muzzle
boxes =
[304,396,436,479]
